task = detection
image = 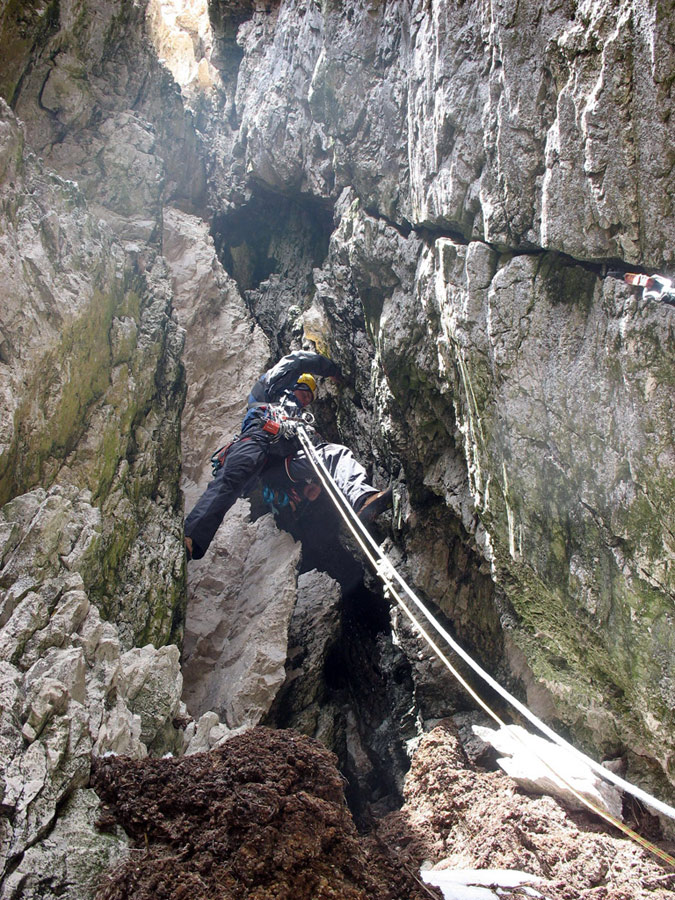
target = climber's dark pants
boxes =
[185,436,268,560]
[287,442,376,510]
[186,436,376,558]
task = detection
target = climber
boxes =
[612,271,675,305]
[261,442,394,524]
[184,349,342,560]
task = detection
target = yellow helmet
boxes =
[295,373,317,395]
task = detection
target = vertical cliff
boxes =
[0,0,673,897]
[198,0,674,802]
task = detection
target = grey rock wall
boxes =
[1,0,674,894]
[161,205,304,734]
[0,1,196,892]
[203,0,674,806]
[217,0,673,264]
[0,98,186,649]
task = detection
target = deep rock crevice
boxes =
[211,185,334,354]
[251,490,419,822]
[2,0,675,895]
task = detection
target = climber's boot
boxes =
[357,486,393,524]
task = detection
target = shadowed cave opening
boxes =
[211,186,334,354]
[320,579,417,825]
[251,488,418,825]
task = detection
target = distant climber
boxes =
[184,350,392,560]
[611,270,675,305]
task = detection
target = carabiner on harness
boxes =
[262,484,290,514]
[211,442,232,477]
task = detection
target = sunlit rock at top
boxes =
[146,0,220,95]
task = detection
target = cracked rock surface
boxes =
[1,0,675,896]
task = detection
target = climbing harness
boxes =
[295,425,675,868]
[242,401,316,443]
[209,435,257,477]
[210,440,236,477]
[210,409,316,478]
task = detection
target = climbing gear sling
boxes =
[624,272,675,304]
[210,408,316,478]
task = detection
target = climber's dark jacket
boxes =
[185,351,340,560]
[240,349,340,449]
[247,350,340,407]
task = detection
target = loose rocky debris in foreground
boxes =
[378,722,675,900]
[91,723,675,900]
[91,726,438,900]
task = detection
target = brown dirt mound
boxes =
[91,726,438,900]
[376,722,675,900]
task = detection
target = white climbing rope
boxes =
[295,427,675,844]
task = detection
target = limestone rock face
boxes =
[383,231,674,783]
[1,789,129,900]
[201,0,674,805]
[307,194,674,803]
[273,569,343,739]
[161,206,269,495]
[3,0,205,237]
[0,98,121,506]
[216,0,673,265]
[181,504,301,728]
[2,0,675,894]
[0,6,191,892]
[0,485,187,891]
[161,204,291,734]
[0,99,186,650]
[146,0,221,98]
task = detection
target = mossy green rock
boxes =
[0,102,185,649]
[377,233,674,795]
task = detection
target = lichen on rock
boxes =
[0,23,190,893]
[2,0,675,895]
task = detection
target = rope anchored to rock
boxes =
[295,425,675,869]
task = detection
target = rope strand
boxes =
[296,427,675,868]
